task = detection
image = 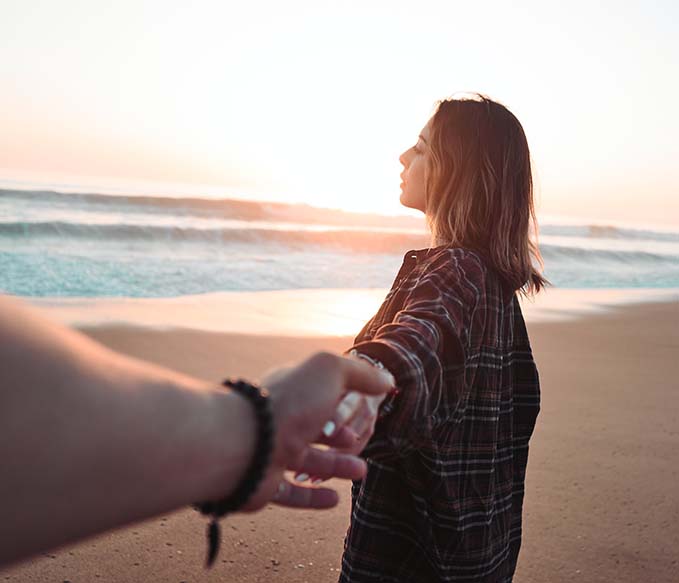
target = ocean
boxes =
[2,187,679,299]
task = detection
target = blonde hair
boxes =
[425,94,547,295]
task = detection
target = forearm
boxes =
[351,326,452,427]
[0,296,255,564]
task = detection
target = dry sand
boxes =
[3,301,679,582]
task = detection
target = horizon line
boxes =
[2,175,678,232]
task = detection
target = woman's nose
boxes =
[399,149,409,167]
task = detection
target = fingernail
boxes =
[380,370,396,387]
[311,478,323,485]
[295,473,309,482]
[322,421,336,437]
[336,402,354,422]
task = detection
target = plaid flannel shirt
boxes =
[340,246,540,583]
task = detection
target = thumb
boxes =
[261,365,295,387]
[338,356,395,396]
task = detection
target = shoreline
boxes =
[27,287,679,337]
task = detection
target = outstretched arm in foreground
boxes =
[0,295,394,566]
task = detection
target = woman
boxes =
[340,95,545,582]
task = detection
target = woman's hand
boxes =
[241,352,395,511]
[331,391,387,456]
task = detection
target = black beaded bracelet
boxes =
[194,379,274,568]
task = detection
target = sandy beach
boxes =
[3,298,679,582]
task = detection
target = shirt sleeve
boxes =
[350,250,483,447]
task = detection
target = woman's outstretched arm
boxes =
[0,295,394,566]
[334,249,485,455]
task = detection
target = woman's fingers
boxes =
[347,400,375,438]
[319,391,364,440]
[330,392,384,441]
[272,480,339,509]
[334,392,363,427]
[324,372,391,440]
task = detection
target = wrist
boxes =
[195,380,274,567]
[201,388,257,502]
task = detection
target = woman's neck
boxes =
[430,234,450,248]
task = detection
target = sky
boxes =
[1,0,678,226]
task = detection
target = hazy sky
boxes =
[1,0,678,225]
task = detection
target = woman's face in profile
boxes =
[399,119,431,213]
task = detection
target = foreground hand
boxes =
[294,391,387,486]
[294,352,392,484]
[241,352,394,511]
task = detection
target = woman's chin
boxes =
[399,193,423,212]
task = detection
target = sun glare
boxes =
[1,1,677,223]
